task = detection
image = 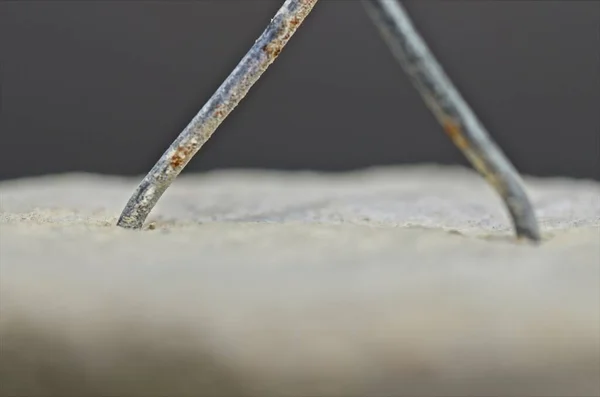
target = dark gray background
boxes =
[1,0,598,181]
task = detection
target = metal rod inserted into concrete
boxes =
[362,0,540,241]
[117,0,319,229]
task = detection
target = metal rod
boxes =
[362,0,541,241]
[117,0,319,229]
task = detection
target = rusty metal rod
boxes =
[116,0,319,229]
[362,0,540,241]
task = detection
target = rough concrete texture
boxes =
[1,166,599,396]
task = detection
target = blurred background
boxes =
[1,0,598,181]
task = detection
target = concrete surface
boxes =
[1,166,599,396]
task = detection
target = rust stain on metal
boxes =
[442,119,470,151]
[262,13,302,61]
[214,104,226,119]
[438,116,501,190]
[263,41,283,60]
[169,142,197,169]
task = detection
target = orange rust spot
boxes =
[169,143,197,169]
[442,119,469,151]
[289,16,301,28]
[214,104,225,118]
[263,42,282,59]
